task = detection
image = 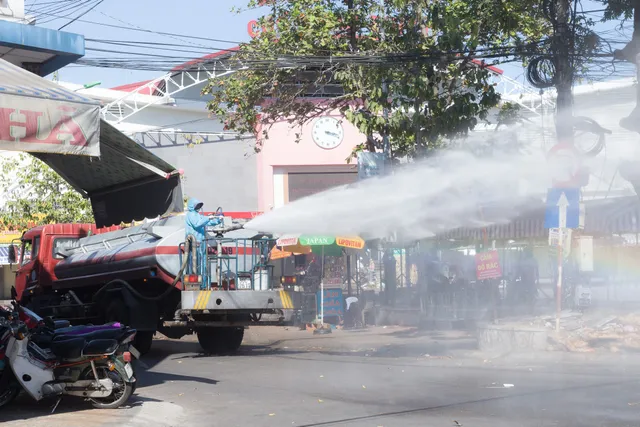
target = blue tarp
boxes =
[0,247,10,265]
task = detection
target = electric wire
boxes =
[59,0,104,30]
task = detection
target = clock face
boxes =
[312,117,344,149]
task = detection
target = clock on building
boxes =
[312,116,344,149]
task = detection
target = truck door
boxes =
[15,237,38,300]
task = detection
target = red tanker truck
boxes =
[8,214,300,354]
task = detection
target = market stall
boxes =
[273,234,365,325]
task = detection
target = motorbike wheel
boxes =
[82,363,134,409]
[0,371,20,409]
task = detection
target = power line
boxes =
[32,10,242,45]
[59,0,104,30]
[35,0,93,24]
[95,10,217,51]
[85,39,231,55]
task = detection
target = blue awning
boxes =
[0,19,84,76]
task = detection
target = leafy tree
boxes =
[0,154,93,230]
[205,0,549,160]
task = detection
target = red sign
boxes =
[475,250,502,280]
[247,20,262,38]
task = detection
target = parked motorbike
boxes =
[0,302,138,410]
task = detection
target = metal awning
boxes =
[0,58,183,227]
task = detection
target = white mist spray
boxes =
[246,148,553,240]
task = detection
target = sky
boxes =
[31,0,263,87]
[28,0,635,88]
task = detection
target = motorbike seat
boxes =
[49,336,86,359]
[53,319,71,329]
[54,322,122,335]
[82,339,118,357]
[53,326,129,342]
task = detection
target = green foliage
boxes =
[0,154,93,230]
[599,0,633,21]
[205,0,548,159]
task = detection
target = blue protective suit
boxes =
[185,198,222,288]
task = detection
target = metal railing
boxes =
[180,237,276,291]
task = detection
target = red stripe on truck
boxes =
[156,246,258,255]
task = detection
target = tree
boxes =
[205,0,549,160]
[0,154,93,230]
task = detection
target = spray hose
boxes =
[93,235,201,303]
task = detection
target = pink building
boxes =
[256,113,365,212]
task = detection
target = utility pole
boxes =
[553,0,574,145]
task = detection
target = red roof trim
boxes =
[170,46,241,72]
[470,59,503,75]
[111,79,159,95]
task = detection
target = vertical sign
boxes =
[357,152,385,180]
[317,288,344,320]
[475,250,502,280]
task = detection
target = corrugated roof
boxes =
[438,196,640,241]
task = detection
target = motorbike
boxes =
[0,301,138,410]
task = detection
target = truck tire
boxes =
[106,299,153,355]
[197,329,224,354]
[224,327,244,353]
[197,327,244,354]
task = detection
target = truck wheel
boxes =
[106,300,153,355]
[224,327,244,353]
[197,329,224,354]
[133,331,153,355]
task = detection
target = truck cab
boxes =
[10,224,119,303]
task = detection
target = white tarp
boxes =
[0,59,100,156]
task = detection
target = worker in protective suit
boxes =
[185,198,222,289]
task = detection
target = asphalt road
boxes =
[2,326,640,427]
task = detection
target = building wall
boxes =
[0,0,25,22]
[138,133,259,212]
[257,112,365,211]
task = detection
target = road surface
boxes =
[2,326,639,426]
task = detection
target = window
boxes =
[52,238,78,259]
[33,237,40,258]
[20,240,32,266]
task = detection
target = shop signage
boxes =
[475,250,502,280]
[0,100,99,156]
[336,237,365,249]
[317,287,344,319]
[299,235,334,246]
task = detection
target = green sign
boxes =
[299,235,335,246]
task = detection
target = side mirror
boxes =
[7,245,16,264]
[10,286,17,300]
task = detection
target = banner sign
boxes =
[475,250,502,280]
[0,59,100,156]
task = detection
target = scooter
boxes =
[0,303,137,410]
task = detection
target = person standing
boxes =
[185,198,222,289]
